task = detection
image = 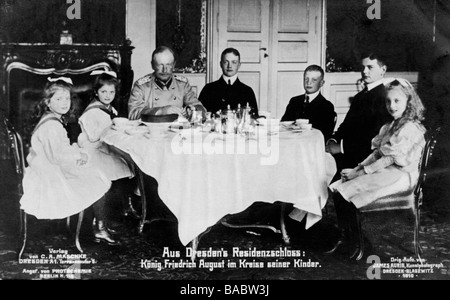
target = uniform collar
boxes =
[222,74,238,85]
[155,76,173,90]
[305,90,320,102]
[366,78,385,91]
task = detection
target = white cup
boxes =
[296,118,309,124]
[113,117,129,127]
[257,118,268,126]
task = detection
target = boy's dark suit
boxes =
[281,93,336,141]
[199,77,259,115]
[331,83,391,169]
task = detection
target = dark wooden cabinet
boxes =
[0,41,134,146]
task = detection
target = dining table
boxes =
[101,121,337,247]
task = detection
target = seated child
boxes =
[20,77,118,245]
[78,71,137,222]
[78,71,133,181]
[326,78,426,255]
[281,64,336,141]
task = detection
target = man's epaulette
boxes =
[136,74,153,86]
[174,74,188,83]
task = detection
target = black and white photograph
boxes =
[0,0,450,287]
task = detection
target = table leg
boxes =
[136,166,147,234]
[134,165,178,234]
[280,204,291,245]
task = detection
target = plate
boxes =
[285,123,302,130]
[169,127,204,135]
[280,121,295,126]
[112,124,136,131]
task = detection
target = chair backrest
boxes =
[414,129,437,203]
[333,112,338,133]
[4,119,26,194]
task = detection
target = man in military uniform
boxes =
[128,46,206,120]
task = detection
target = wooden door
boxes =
[270,0,323,117]
[211,0,323,117]
[212,0,271,111]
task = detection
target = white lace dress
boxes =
[20,115,111,219]
[77,101,133,181]
[330,121,426,208]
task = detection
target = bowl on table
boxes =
[141,113,179,123]
[141,113,179,137]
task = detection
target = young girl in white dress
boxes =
[77,71,132,181]
[20,77,118,245]
[326,78,426,256]
[78,71,138,225]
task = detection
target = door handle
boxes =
[260,48,269,58]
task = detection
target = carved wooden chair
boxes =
[352,129,437,261]
[4,119,85,260]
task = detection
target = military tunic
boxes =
[128,73,205,120]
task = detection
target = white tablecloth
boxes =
[102,126,336,245]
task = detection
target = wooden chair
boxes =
[352,130,437,261]
[3,119,85,260]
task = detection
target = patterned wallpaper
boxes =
[0,0,126,44]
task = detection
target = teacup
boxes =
[113,117,129,127]
[296,118,309,125]
[257,118,268,126]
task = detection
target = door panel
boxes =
[227,0,262,32]
[227,41,263,63]
[278,0,310,33]
[271,0,323,117]
[276,71,303,117]
[277,41,309,63]
[214,0,270,110]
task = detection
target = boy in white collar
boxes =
[326,53,391,171]
[199,48,259,117]
[281,64,336,141]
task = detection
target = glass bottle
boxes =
[203,112,214,132]
[226,105,235,134]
